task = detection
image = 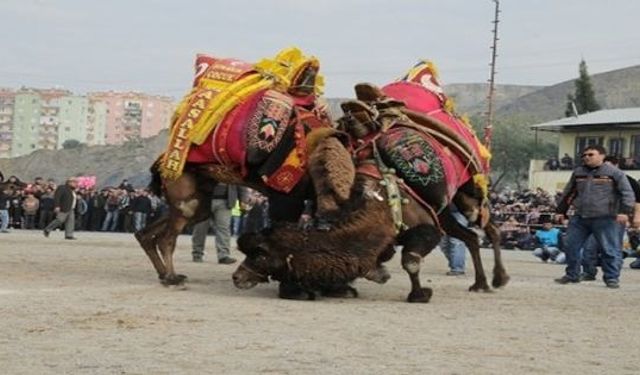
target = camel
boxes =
[134,49,356,286]
[232,124,509,302]
[323,78,510,293]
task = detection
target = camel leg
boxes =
[365,244,395,284]
[440,210,490,292]
[278,282,316,301]
[399,224,441,303]
[319,284,359,298]
[134,215,171,279]
[157,213,190,286]
[150,171,209,286]
[484,220,510,288]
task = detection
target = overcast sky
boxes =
[2,0,639,98]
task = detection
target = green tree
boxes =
[565,59,600,116]
[470,114,557,190]
[62,139,81,149]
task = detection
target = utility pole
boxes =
[484,0,500,152]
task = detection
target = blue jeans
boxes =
[564,216,622,281]
[133,212,147,232]
[0,209,9,231]
[440,210,469,272]
[102,210,119,231]
[581,225,625,278]
[440,235,466,272]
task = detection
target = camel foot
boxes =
[364,266,391,284]
[161,274,187,286]
[492,272,510,288]
[278,282,316,301]
[407,287,433,303]
[468,282,492,292]
[321,285,359,298]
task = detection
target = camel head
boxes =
[232,232,282,289]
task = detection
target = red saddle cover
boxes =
[382,81,489,175]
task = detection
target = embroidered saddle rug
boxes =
[160,47,328,193]
[338,60,492,211]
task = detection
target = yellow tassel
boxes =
[444,97,456,114]
[473,174,489,199]
[478,142,492,161]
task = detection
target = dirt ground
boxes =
[1,230,639,375]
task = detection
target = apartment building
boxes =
[88,91,173,145]
[0,88,174,157]
[0,89,15,158]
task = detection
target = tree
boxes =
[470,114,557,190]
[565,59,600,117]
[62,139,81,149]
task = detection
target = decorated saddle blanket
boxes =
[381,60,491,176]
[161,47,327,193]
[376,126,466,208]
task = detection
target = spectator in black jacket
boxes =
[130,189,152,232]
[38,188,56,229]
[43,177,79,240]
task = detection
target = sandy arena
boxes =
[1,230,639,375]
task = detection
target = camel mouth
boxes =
[232,265,266,289]
[233,279,258,290]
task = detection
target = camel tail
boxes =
[148,155,164,197]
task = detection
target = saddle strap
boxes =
[356,161,444,235]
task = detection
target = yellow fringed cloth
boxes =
[160,47,324,180]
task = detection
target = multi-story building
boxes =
[12,90,41,157]
[55,95,89,149]
[0,88,174,157]
[88,91,173,145]
[38,89,71,152]
[86,99,107,146]
[0,89,15,158]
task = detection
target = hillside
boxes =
[496,65,640,123]
[444,83,541,115]
[0,131,168,188]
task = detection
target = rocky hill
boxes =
[0,132,168,188]
[496,65,640,122]
[444,83,541,115]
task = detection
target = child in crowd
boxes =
[533,218,565,264]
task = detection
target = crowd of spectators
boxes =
[0,173,273,238]
[3,170,640,259]
[0,174,165,233]
[489,187,639,257]
[489,187,561,250]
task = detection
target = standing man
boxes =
[440,205,468,276]
[191,183,244,264]
[554,145,635,288]
[0,184,10,233]
[43,177,79,240]
[130,189,152,232]
[580,155,640,280]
